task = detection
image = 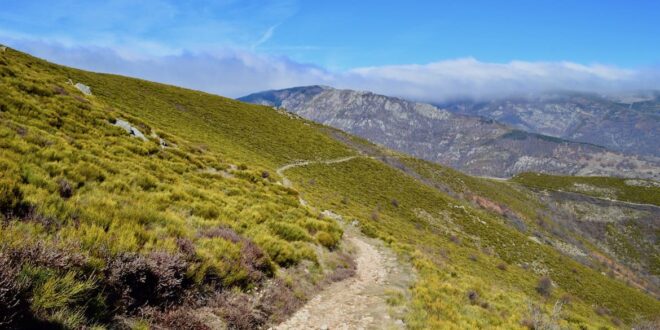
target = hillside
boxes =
[239,86,660,179]
[1,46,659,329]
[439,92,660,157]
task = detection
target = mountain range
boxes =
[240,86,659,179]
[439,91,660,157]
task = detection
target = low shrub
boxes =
[255,234,298,266]
[316,231,339,249]
[107,252,188,313]
[268,222,311,242]
[58,178,73,199]
[215,292,265,330]
[536,276,553,297]
[0,254,30,327]
[255,278,304,324]
[144,307,210,330]
[0,178,30,219]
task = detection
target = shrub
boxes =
[327,251,356,282]
[496,263,507,271]
[0,178,29,219]
[215,292,265,330]
[255,235,298,266]
[201,227,242,243]
[58,178,73,199]
[316,231,339,250]
[268,222,311,242]
[391,198,399,207]
[261,171,270,179]
[467,290,479,305]
[145,307,210,330]
[536,276,553,297]
[256,278,304,324]
[107,252,188,312]
[240,240,273,284]
[0,254,30,327]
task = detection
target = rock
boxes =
[0,46,6,52]
[395,319,405,326]
[320,325,329,330]
[321,210,343,221]
[113,119,147,141]
[74,83,92,95]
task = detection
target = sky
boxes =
[1,0,659,101]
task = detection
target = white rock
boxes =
[74,83,92,95]
[113,119,147,141]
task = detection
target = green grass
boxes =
[512,173,660,206]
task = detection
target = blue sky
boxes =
[1,0,659,100]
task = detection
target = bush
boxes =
[256,278,304,324]
[107,252,188,312]
[327,252,356,283]
[145,307,210,330]
[240,240,273,284]
[0,254,30,327]
[316,231,339,250]
[215,292,265,330]
[58,178,73,199]
[536,276,553,297]
[255,235,298,266]
[269,222,311,242]
[0,178,29,219]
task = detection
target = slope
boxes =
[1,46,659,329]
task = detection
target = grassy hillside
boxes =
[1,47,659,329]
[512,173,660,206]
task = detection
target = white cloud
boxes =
[3,38,658,101]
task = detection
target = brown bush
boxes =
[536,276,553,297]
[594,305,610,316]
[256,278,304,324]
[145,307,210,330]
[497,263,508,271]
[0,254,30,327]
[467,290,479,305]
[107,252,188,313]
[201,227,242,243]
[176,237,196,257]
[58,178,73,199]
[240,240,273,284]
[0,179,30,219]
[6,242,86,270]
[215,292,265,330]
[327,251,357,283]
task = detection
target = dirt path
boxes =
[274,229,409,330]
[276,156,360,188]
[273,158,412,329]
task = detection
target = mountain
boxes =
[1,46,659,329]
[240,86,659,179]
[438,91,660,157]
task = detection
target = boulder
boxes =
[113,119,147,141]
[74,83,92,95]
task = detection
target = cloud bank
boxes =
[4,38,659,102]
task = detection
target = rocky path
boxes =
[274,231,408,330]
[276,156,360,188]
[273,157,411,330]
